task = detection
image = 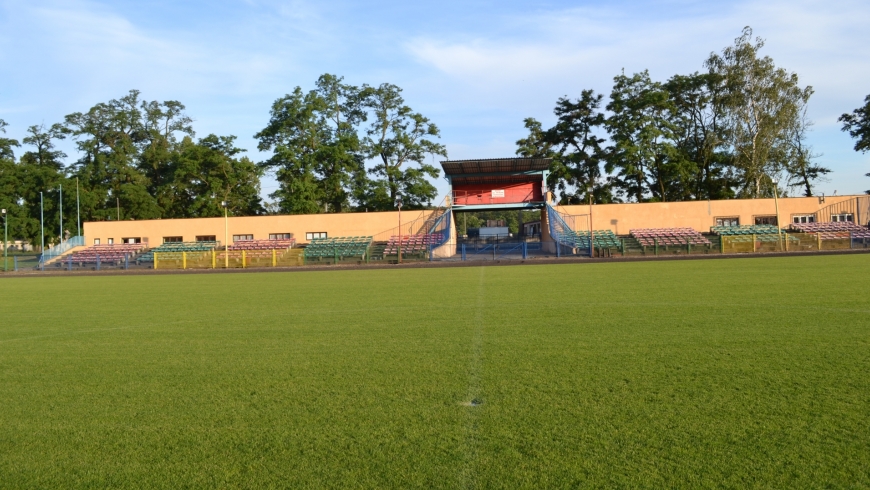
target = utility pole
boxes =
[588,185,594,258]
[40,192,44,268]
[2,208,7,272]
[76,177,81,238]
[396,195,403,264]
[772,177,783,251]
[222,201,229,269]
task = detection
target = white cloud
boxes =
[406,0,870,120]
[1,0,867,195]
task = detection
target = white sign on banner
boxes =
[491,189,505,198]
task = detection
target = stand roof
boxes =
[441,158,551,176]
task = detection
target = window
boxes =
[107,238,114,244]
[832,213,854,222]
[233,234,254,242]
[163,236,183,243]
[122,237,141,244]
[269,233,293,240]
[306,232,327,240]
[196,235,216,242]
[93,238,100,245]
[793,215,815,224]
[715,217,739,227]
[754,216,778,225]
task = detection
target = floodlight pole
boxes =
[59,184,63,243]
[40,192,44,268]
[76,177,81,238]
[222,201,229,269]
[588,185,594,258]
[2,208,7,272]
[396,195,403,264]
[772,176,783,251]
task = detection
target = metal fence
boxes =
[456,235,543,260]
[154,249,306,269]
[39,236,84,265]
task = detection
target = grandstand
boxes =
[383,234,442,255]
[228,238,295,251]
[791,221,870,239]
[564,230,621,249]
[630,228,711,246]
[64,243,146,265]
[138,241,219,263]
[303,237,372,262]
[711,224,782,235]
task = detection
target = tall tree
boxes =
[784,106,829,197]
[17,124,69,245]
[168,135,263,217]
[706,27,813,198]
[606,70,683,202]
[839,94,870,194]
[664,72,736,200]
[256,75,369,214]
[64,90,162,222]
[362,83,446,210]
[839,94,870,153]
[139,99,195,213]
[515,117,560,200]
[0,119,18,160]
[0,120,25,245]
[313,74,368,213]
[545,91,614,204]
[256,86,330,215]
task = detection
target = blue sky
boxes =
[1,0,869,200]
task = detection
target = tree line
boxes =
[2,27,869,248]
[0,76,447,247]
[517,27,867,204]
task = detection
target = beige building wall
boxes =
[557,195,862,234]
[83,209,434,246]
[82,195,864,246]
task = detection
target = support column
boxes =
[540,207,556,254]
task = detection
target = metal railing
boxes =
[39,236,84,266]
[815,196,870,225]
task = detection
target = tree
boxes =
[515,117,561,201]
[706,27,813,198]
[839,94,870,153]
[606,70,683,202]
[64,90,162,222]
[784,106,829,196]
[362,83,447,210]
[0,119,18,160]
[0,119,25,246]
[839,94,870,194]
[139,99,195,213]
[168,135,263,218]
[664,72,736,200]
[17,124,69,245]
[313,74,368,213]
[256,86,329,215]
[256,75,369,214]
[545,91,614,204]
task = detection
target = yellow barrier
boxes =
[722,233,800,253]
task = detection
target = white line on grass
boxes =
[461,266,486,487]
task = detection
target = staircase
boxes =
[40,236,85,265]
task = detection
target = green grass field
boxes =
[1,255,869,488]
